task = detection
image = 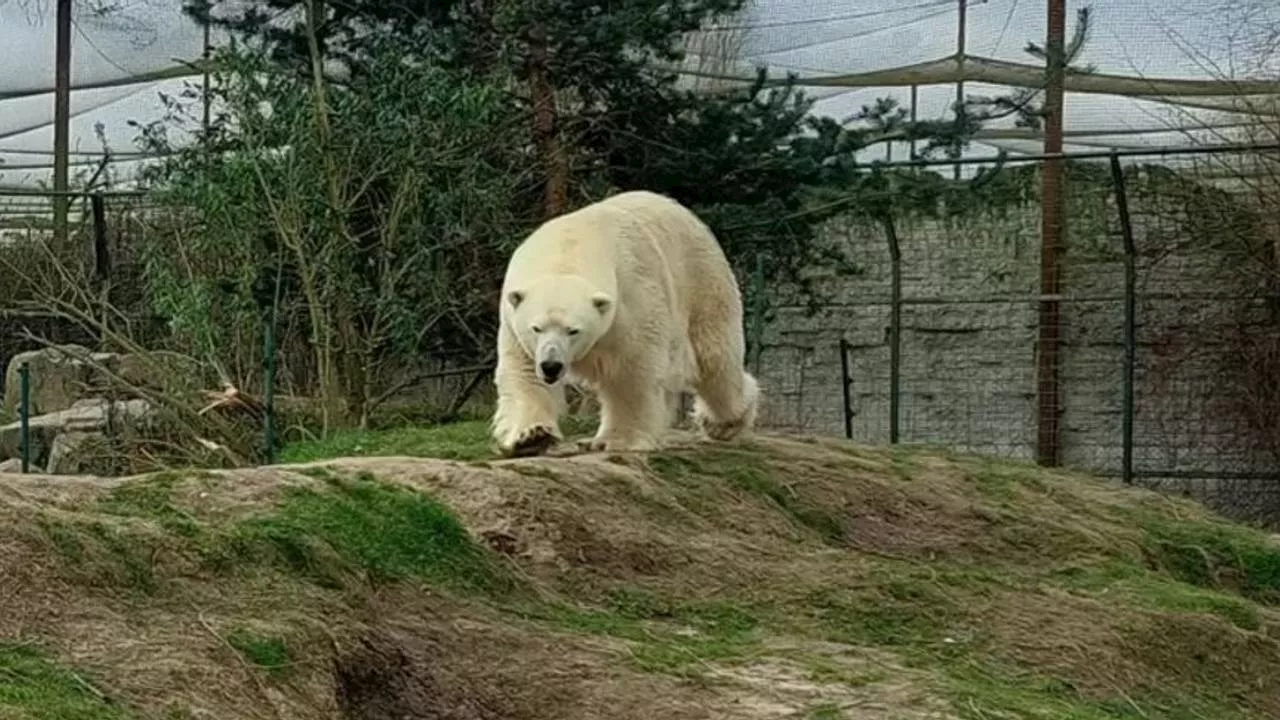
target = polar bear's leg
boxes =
[690,327,760,442]
[693,368,759,441]
[584,366,668,453]
[491,328,566,457]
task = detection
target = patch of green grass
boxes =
[964,459,1048,503]
[595,474,684,521]
[36,517,87,564]
[279,420,495,463]
[798,581,956,649]
[278,415,600,464]
[1053,560,1263,630]
[886,446,923,481]
[527,588,760,676]
[0,643,132,719]
[806,703,846,719]
[645,454,696,482]
[805,661,886,688]
[647,450,846,544]
[1140,517,1280,603]
[604,588,758,632]
[38,472,222,594]
[560,414,599,437]
[37,515,160,594]
[87,522,158,592]
[45,469,516,599]
[99,472,205,539]
[226,630,292,677]
[945,661,1246,720]
[231,471,516,594]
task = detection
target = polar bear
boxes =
[490,190,760,457]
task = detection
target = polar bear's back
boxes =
[513,191,739,312]
[600,190,740,316]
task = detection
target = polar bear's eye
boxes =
[531,325,543,334]
[567,328,580,336]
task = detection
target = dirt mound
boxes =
[2,431,1279,719]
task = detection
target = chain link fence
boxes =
[753,145,1280,527]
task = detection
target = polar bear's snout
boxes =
[535,335,569,384]
[538,360,565,384]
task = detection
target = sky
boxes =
[0,0,1276,198]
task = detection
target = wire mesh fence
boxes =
[753,144,1280,527]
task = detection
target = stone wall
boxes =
[752,168,1280,523]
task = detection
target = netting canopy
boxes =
[1,0,1278,198]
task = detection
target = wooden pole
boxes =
[1037,0,1067,467]
[53,0,73,244]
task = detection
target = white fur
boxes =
[490,190,760,456]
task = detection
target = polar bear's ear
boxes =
[506,290,525,309]
[591,292,613,315]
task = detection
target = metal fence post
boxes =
[883,214,902,444]
[839,337,853,439]
[749,252,765,376]
[1110,152,1137,484]
[91,193,109,281]
[90,193,112,352]
[19,362,30,473]
[263,312,277,464]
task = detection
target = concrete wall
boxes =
[752,170,1280,523]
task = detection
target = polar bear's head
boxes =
[505,275,615,385]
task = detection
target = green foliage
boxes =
[185,0,461,77]
[0,643,132,720]
[133,33,533,424]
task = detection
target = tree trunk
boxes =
[526,28,570,219]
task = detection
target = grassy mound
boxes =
[2,423,1279,719]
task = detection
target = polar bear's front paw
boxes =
[501,424,561,458]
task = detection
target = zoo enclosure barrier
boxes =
[0,189,289,467]
[0,188,502,470]
[2,187,532,471]
[750,143,1280,528]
